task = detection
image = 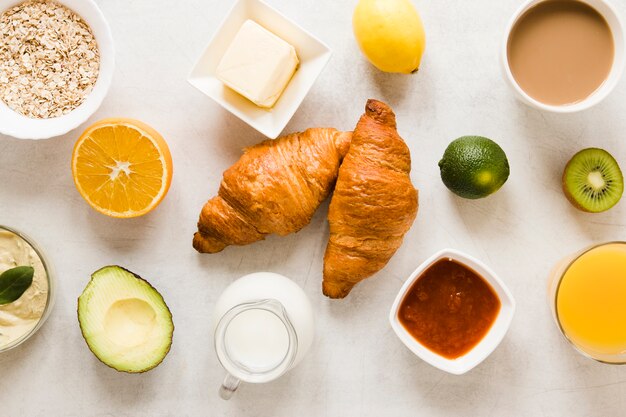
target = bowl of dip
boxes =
[0,226,55,353]
[502,0,625,112]
[389,249,515,375]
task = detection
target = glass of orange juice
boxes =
[548,242,626,364]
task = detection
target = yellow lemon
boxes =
[353,0,426,74]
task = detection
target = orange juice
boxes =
[553,243,626,361]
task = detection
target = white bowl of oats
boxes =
[0,0,114,140]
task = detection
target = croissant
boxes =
[323,100,418,298]
[193,128,352,253]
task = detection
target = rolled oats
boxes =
[0,0,100,119]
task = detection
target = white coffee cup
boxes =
[501,0,625,113]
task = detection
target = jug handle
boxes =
[219,373,241,400]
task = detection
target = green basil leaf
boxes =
[0,266,34,305]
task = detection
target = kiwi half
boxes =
[562,148,623,213]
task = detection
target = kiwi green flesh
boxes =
[563,148,624,213]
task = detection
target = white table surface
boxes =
[2,0,626,415]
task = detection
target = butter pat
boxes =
[216,20,299,108]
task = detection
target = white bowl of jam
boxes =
[389,248,515,375]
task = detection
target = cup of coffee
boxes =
[502,0,624,112]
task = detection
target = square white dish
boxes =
[389,248,516,375]
[188,0,332,139]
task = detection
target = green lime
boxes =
[438,136,510,199]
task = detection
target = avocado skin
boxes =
[77,265,174,374]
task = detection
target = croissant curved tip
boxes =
[365,99,396,127]
[193,232,227,254]
[322,280,353,299]
[366,98,385,108]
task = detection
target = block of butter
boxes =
[216,20,299,109]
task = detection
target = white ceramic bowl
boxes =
[389,249,516,375]
[0,0,114,140]
[188,0,332,139]
[501,0,625,113]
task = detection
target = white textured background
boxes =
[2,0,626,415]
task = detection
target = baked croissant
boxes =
[193,128,352,253]
[323,100,418,298]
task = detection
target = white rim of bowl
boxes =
[389,248,516,374]
[501,0,625,113]
[0,0,115,140]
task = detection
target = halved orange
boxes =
[71,118,173,218]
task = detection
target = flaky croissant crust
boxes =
[323,99,418,298]
[193,128,352,253]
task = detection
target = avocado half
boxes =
[78,266,174,373]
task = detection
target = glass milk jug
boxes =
[213,272,315,399]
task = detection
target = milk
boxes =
[213,272,315,397]
[223,309,290,372]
